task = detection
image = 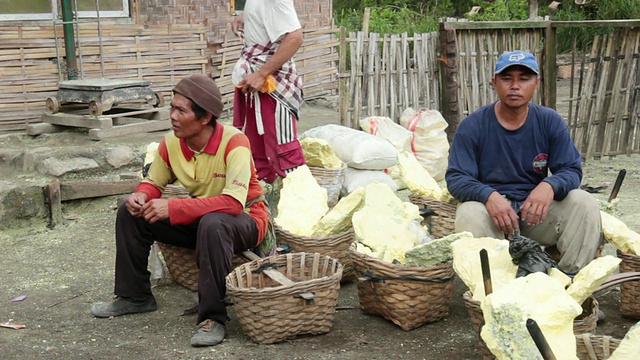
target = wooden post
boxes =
[338,26,348,126]
[544,23,557,109]
[362,7,371,35]
[528,0,539,20]
[438,20,460,143]
[44,179,62,229]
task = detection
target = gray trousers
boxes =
[454,189,602,273]
[113,203,258,324]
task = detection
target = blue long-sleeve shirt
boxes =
[445,102,582,203]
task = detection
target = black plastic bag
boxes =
[509,234,558,277]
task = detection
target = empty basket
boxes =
[350,248,455,331]
[226,252,343,344]
[575,334,621,360]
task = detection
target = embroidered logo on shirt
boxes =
[212,173,226,179]
[232,180,248,189]
[532,154,548,174]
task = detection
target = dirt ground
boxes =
[2,99,640,359]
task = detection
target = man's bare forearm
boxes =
[256,29,303,77]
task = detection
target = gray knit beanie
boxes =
[172,75,223,118]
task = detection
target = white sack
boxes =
[400,108,449,181]
[302,124,398,170]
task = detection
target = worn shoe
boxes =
[190,319,226,347]
[91,296,157,318]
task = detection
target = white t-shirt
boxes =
[243,0,301,46]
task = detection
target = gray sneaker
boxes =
[91,296,157,318]
[190,319,226,347]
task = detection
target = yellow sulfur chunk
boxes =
[275,165,329,236]
[397,150,443,200]
[481,272,581,360]
[600,211,640,255]
[352,182,427,264]
[548,267,572,289]
[300,137,344,169]
[609,321,640,360]
[313,186,365,236]
[566,255,621,305]
[451,236,518,301]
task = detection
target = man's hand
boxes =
[520,182,554,226]
[232,13,244,37]
[485,191,519,235]
[125,192,148,217]
[238,71,268,93]
[140,198,170,224]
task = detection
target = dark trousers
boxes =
[113,203,258,324]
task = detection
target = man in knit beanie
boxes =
[91,74,273,347]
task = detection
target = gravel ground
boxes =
[1,101,639,359]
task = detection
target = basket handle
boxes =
[594,271,640,293]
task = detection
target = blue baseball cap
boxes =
[494,51,539,75]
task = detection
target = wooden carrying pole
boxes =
[526,318,557,360]
[480,249,493,296]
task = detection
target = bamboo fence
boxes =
[566,28,640,158]
[341,31,440,128]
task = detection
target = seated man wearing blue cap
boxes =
[445,50,602,275]
[90,74,272,347]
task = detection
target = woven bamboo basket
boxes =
[275,224,356,282]
[408,195,457,239]
[617,250,640,318]
[225,252,343,344]
[157,185,247,291]
[575,334,621,360]
[309,164,347,208]
[463,291,599,360]
[350,248,455,331]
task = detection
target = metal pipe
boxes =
[61,0,78,80]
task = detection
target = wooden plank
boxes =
[60,180,139,201]
[240,250,315,301]
[43,113,113,129]
[26,122,67,136]
[44,179,62,228]
[88,119,171,140]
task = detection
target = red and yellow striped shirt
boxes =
[135,122,269,243]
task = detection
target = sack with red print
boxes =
[399,108,449,181]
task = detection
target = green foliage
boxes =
[333,0,640,36]
[553,0,640,21]
[552,0,640,53]
[334,0,460,34]
[467,0,549,21]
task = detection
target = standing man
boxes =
[91,75,271,347]
[231,0,306,184]
[445,50,602,275]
